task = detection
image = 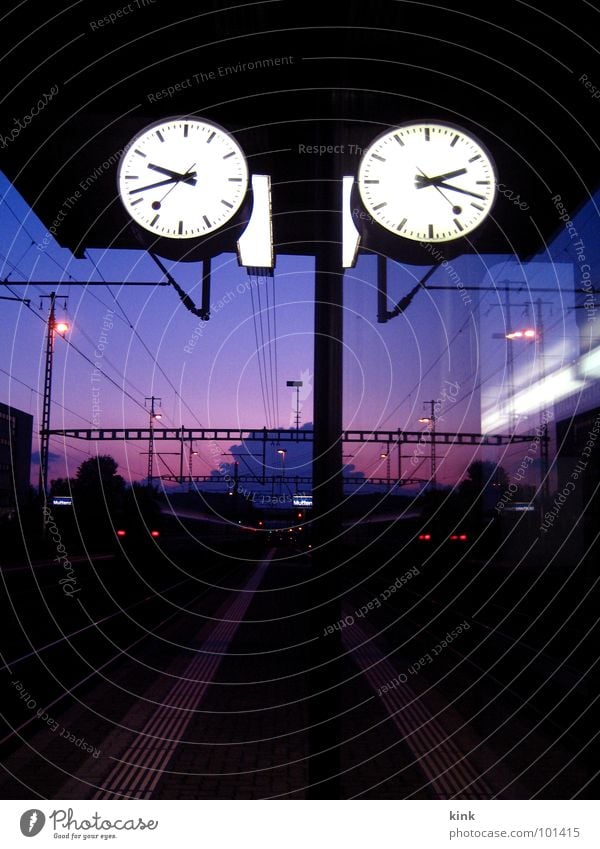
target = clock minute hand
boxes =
[129,177,181,195]
[129,171,197,195]
[415,168,467,187]
[431,181,486,200]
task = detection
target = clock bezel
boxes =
[357,119,498,245]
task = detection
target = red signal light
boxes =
[150,530,160,538]
[418,533,431,541]
[459,534,468,541]
[117,529,126,537]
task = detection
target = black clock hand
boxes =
[415,168,467,187]
[156,162,197,205]
[129,177,183,194]
[147,163,197,183]
[130,166,198,196]
[415,166,454,207]
[432,182,486,200]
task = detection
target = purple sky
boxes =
[1,171,591,491]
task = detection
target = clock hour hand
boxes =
[414,168,467,187]
[147,163,197,184]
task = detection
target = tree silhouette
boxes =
[71,455,126,542]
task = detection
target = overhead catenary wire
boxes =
[122,250,254,472]
[2,196,281,483]
[271,271,281,426]
[1,204,213,475]
[262,270,278,427]
[378,255,525,430]
[248,272,272,429]
[254,270,276,427]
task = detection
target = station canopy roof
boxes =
[1,1,598,259]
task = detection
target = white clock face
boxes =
[117,117,249,239]
[358,122,497,243]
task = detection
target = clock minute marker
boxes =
[394,134,404,146]
[223,151,235,159]
[373,202,387,211]
[450,134,459,147]
[178,221,183,235]
[372,153,386,162]
[207,131,216,143]
[134,149,146,158]
[398,217,407,231]
[428,224,434,239]
[471,202,484,211]
[221,199,233,208]
[469,154,481,162]
[424,127,430,141]
[203,215,211,227]
[183,124,188,138]
[156,131,164,143]
[151,214,160,226]
[454,218,464,231]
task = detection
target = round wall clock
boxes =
[117,116,249,240]
[357,121,497,243]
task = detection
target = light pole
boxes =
[379,446,391,482]
[277,447,287,495]
[286,380,303,437]
[189,443,198,491]
[145,396,162,487]
[419,400,438,488]
[39,292,69,498]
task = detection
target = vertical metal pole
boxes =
[422,400,437,488]
[312,246,344,531]
[201,257,211,319]
[397,429,403,482]
[179,426,184,485]
[377,254,389,323]
[39,293,56,499]
[147,413,154,486]
[431,402,437,488]
[308,240,344,799]
[145,396,161,487]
